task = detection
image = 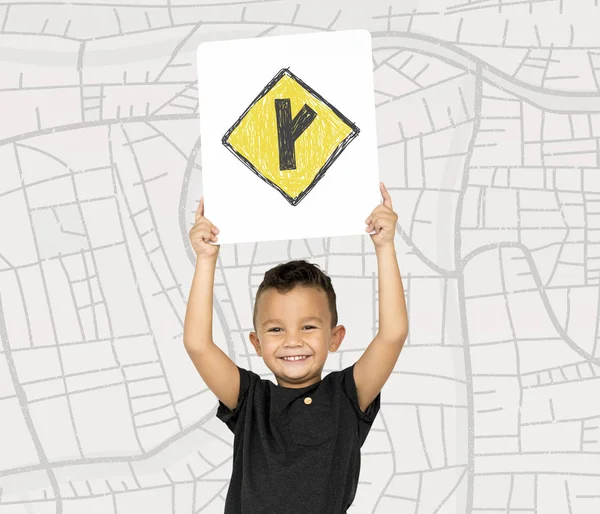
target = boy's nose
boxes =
[283,334,305,345]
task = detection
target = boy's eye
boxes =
[268,326,316,332]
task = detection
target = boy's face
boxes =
[249,286,346,389]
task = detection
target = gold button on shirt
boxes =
[304,397,312,405]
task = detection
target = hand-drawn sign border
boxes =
[221,67,360,207]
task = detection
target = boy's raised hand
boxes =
[365,182,398,248]
[189,196,220,259]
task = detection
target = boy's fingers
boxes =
[194,198,220,234]
[380,182,393,209]
[195,197,204,221]
[365,206,380,224]
[367,212,397,227]
[379,182,390,202]
[200,228,217,241]
[194,218,217,233]
[197,221,218,234]
[366,205,387,223]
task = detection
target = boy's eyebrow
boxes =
[262,316,323,327]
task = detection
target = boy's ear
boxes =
[249,331,261,355]
[329,325,346,351]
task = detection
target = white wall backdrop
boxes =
[1,1,600,512]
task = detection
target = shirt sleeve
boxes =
[341,362,381,446]
[216,365,253,434]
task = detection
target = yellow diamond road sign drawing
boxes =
[222,68,360,206]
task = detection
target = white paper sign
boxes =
[196,29,380,245]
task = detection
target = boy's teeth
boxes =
[283,356,307,361]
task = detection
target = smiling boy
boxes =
[184,182,408,513]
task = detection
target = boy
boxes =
[184,182,408,513]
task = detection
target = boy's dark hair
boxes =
[253,260,338,330]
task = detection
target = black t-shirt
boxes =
[216,362,381,514]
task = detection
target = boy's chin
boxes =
[266,355,324,370]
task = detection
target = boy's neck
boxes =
[275,375,322,389]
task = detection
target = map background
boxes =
[1,1,600,512]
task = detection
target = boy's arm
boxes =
[183,255,241,411]
[353,242,408,412]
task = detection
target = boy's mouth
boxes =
[279,355,311,363]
